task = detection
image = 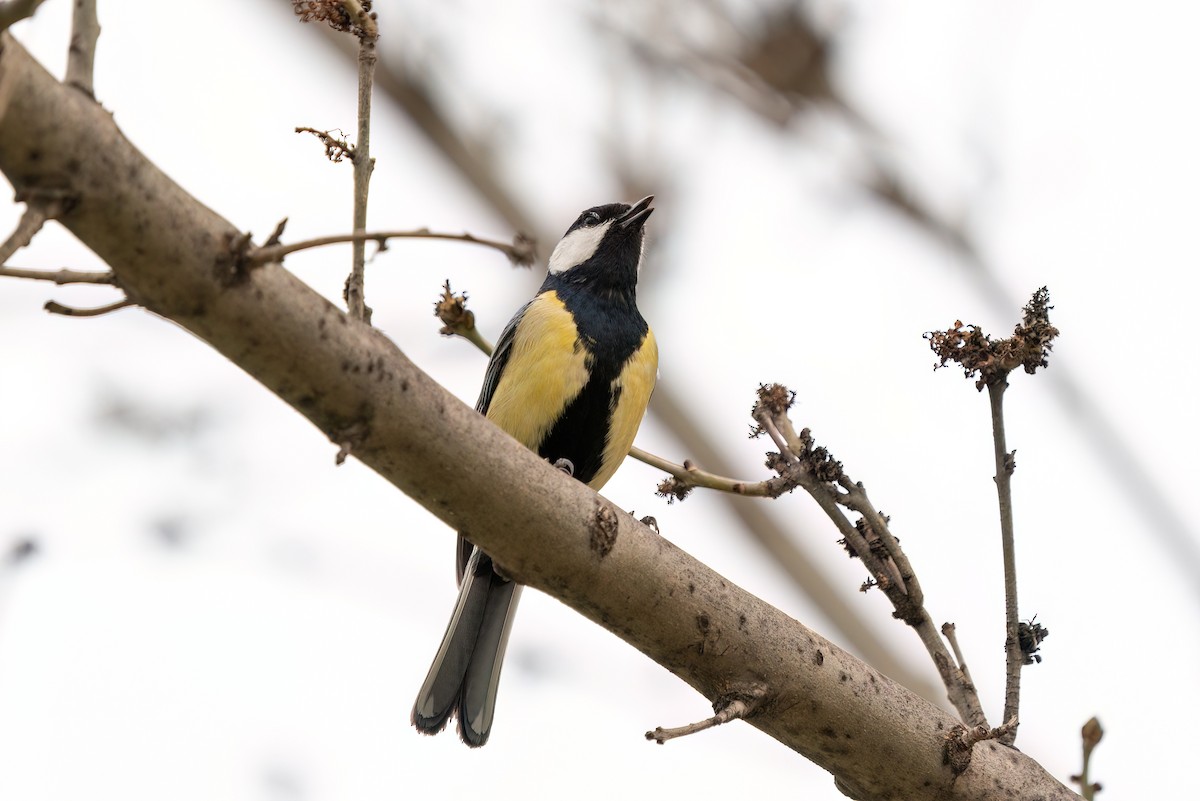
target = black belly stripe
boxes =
[533,276,648,485]
[537,370,613,485]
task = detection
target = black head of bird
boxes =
[547,194,654,294]
[412,196,658,747]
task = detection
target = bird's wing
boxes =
[475,298,533,416]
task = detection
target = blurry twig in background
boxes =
[1071,717,1104,800]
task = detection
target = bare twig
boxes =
[251,229,534,266]
[750,383,988,729]
[263,217,288,247]
[291,2,379,322]
[65,0,99,96]
[0,0,49,31]
[344,0,377,324]
[926,288,1058,745]
[44,298,133,317]
[1071,717,1104,800]
[0,200,59,263]
[637,448,773,498]
[645,685,766,744]
[432,280,493,354]
[0,265,117,284]
[988,378,1022,744]
[941,622,977,694]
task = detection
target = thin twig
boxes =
[343,0,377,324]
[1071,717,1104,800]
[251,229,531,266]
[924,290,1059,745]
[645,685,766,744]
[65,0,100,96]
[44,298,133,317]
[0,265,117,284]
[751,384,989,729]
[989,379,1021,745]
[631,447,772,496]
[941,622,977,693]
[0,0,49,31]
[0,202,57,263]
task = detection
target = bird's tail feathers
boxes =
[411,547,522,747]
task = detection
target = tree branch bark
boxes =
[0,33,1077,801]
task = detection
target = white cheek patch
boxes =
[548,220,611,274]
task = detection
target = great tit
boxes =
[412,195,658,746]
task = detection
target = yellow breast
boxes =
[485,292,591,451]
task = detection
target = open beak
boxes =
[617,195,654,229]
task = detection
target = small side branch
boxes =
[65,0,99,96]
[637,448,773,499]
[250,229,535,267]
[941,622,977,693]
[433,280,492,354]
[645,685,767,744]
[44,298,133,317]
[988,378,1022,744]
[1071,717,1104,800]
[749,383,988,729]
[0,199,61,263]
[927,288,1058,746]
[0,265,116,284]
[292,1,379,322]
[344,0,378,324]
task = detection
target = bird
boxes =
[411,195,658,746]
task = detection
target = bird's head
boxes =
[547,196,654,288]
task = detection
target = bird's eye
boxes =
[583,211,601,227]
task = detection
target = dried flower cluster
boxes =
[292,0,375,38]
[925,287,1059,390]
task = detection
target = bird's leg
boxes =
[552,457,575,478]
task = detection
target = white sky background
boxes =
[1,1,1196,798]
